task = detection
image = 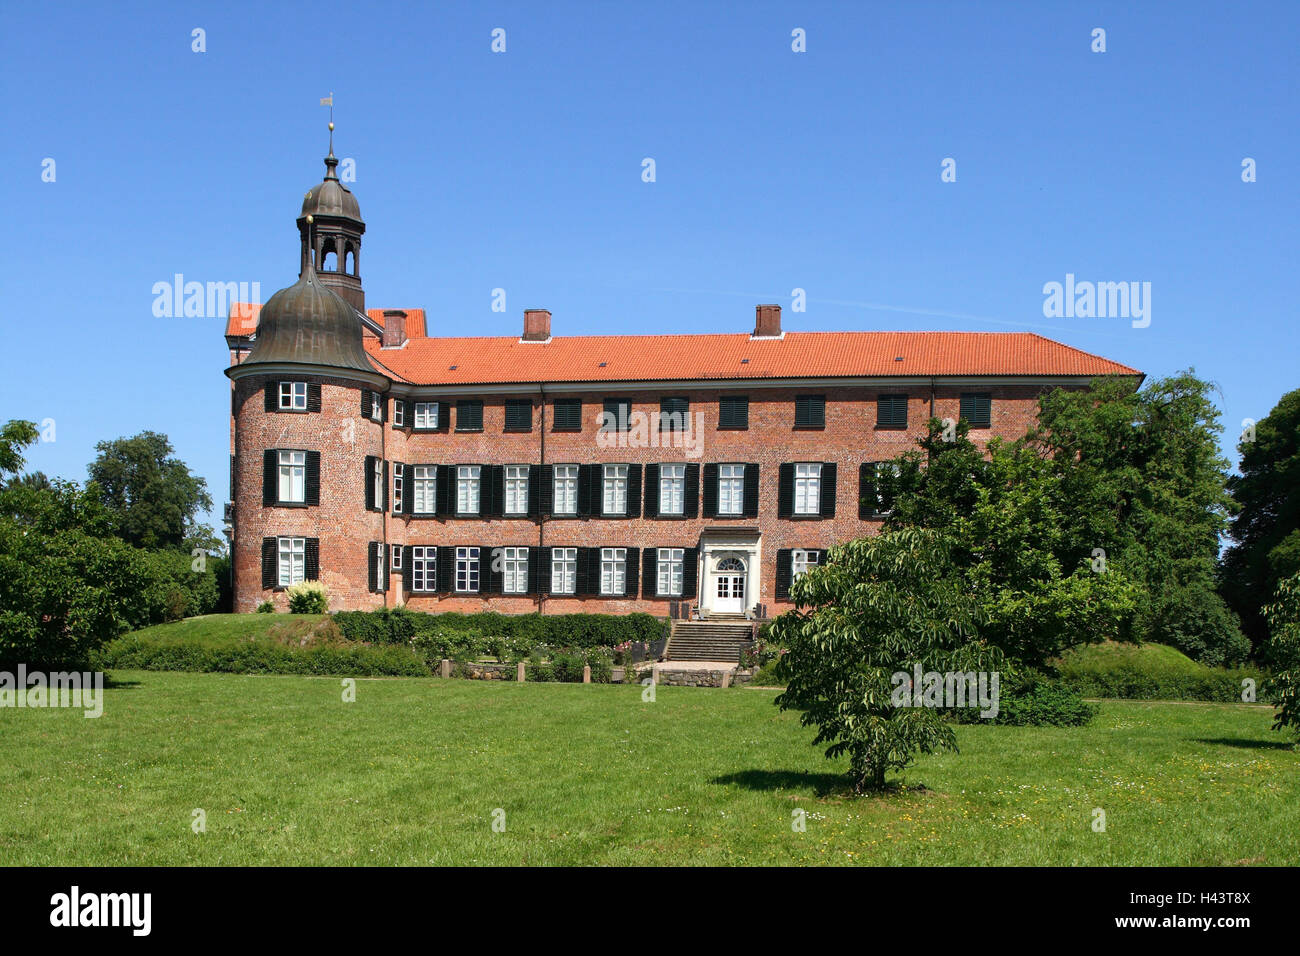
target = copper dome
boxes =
[240,261,376,374]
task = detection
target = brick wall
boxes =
[232,376,1066,615]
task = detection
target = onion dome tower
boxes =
[297,120,366,313]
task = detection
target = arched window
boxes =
[717,557,745,573]
[321,238,338,272]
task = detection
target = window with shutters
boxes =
[601,398,632,433]
[552,398,581,432]
[718,395,749,430]
[877,394,908,430]
[660,397,689,434]
[553,464,579,515]
[390,544,402,571]
[277,537,306,587]
[456,400,483,432]
[960,392,992,429]
[278,451,306,504]
[718,463,745,516]
[371,392,383,421]
[600,548,627,595]
[551,547,577,594]
[504,465,529,515]
[371,458,384,509]
[411,546,435,592]
[414,402,438,430]
[392,464,404,513]
[794,462,822,515]
[374,543,385,586]
[279,381,307,411]
[411,466,436,514]
[393,400,405,427]
[502,547,528,594]
[455,546,480,593]
[659,464,685,516]
[867,461,900,516]
[794,395,825,429]
[602,464,628,515]
[792,548,819,580]
[657,548,684,597]
[504,399,532,432]
[457,465,481,515]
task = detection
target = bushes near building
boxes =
[1055,641,1265,703]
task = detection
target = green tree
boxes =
[1262,572,1300,745]
[771,529,1001,792]
[1222,388,1300,650]
[87,431,214,552]
[0,420,39,476]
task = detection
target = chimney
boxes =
[381,309,407,348]
[523,308,551,342]
[753,304,782,338]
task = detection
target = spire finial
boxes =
[320,93,338,179]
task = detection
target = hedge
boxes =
[93,635,429,677]
[333,608,667,650]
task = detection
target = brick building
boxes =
[225,145,1141,617]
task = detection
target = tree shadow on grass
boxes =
[103,676,142,690]
[1193,737,1298,751]
[713,769,877,799]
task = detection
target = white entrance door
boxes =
[714,556,747,615]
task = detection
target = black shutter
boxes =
[263,450,276,506]
[702,463,718,517]
[683,547,699,598]
[484,546,502,594]
[643,464,660,518]
[305,451,320,506]
[539,547,553,595]
[307,383,322,413]
[368,542,379,593]
[403,399,414,427]
[684,463,699,518]
[626,465,642,518]
[775,549,793,600]
[380,395,388,423]
[859,462,876,519]
[820,463,837,518]
[381,461,388,512]
[436,465,452,515]
[540,465,554,516]
[403,547,414,593]
[624,547,640,598]
[778,464,794,518]
[488,465,505,518]
[960,392,992,429]
[361,389,372,419]
[261,537,276,589]
[435,401,450,432]
[643,548,658,597]
[304,538,320,581]
[527,465,541,518]
[743,463,760,517]
[577,465,593,517]
[574,548,589,595]
[265,383,277,412]
[364,456,377,511]
[437,546,455,593]
[585,547,602,595]
[527,547,541,594]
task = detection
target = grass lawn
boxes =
[2,670,1296,866]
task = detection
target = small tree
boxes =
[770,529,1000,793]
[87,431,214,552]
[1263,572,1300,745]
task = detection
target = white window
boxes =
[455,546,480,593]
[659,464,685,516]
[551,547,577,595]
[600,547,627,596]
[602,464,628,515]
[870,462,900,515]
[277,537,305,587]
[279,381,307,410]
[794,462,822,515]
[371,392,383,420]
[278,450,305,504]
[553,464,579,515]
[374,544,385,583]
[392,464,403,513]
[718,463,745,516]
[393,400,405,427]
[411,546,435,592]
[657,547,684,597]
[505,465,529,515]
[502,546,528,594]
[371,458,384,509]
[412,465,436,514]
[457,465,481,515]
[414,402,438,429]
[792,549,820,580]
[390,544,403,571]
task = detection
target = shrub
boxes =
[92,634,428,677]
[257,600,275,613]
[529,647,613,683]
[953,669,1096,726]
[331,609,667,650]
[287,581,329,614]
[1056,642,1264,702]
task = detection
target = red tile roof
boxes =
[227,304,1140,384]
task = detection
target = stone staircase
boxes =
[665,620,755,662]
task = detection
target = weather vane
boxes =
[320,92,334,153]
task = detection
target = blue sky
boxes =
[2,0,1296,534]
